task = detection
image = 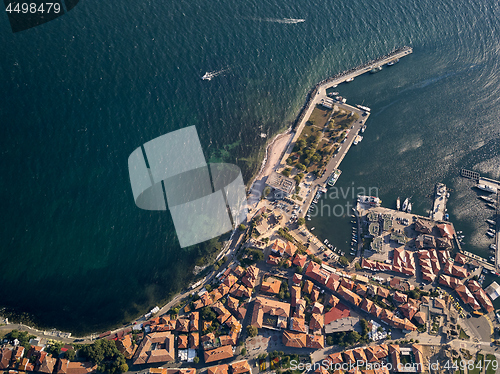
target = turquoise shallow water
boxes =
[0,0,499,333]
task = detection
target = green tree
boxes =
[296,163,306,171]
[263,187,271,197]
[119,364,129,373]
[339,256,349,267]
[65,349,76,361]
[355,262,361,270]
[247,325,258,337]
[238,224,247,231]
[201,306,217,321]
[241,348,247,356]
[193,356,200,364]
[282,168,291,177]
[297,218,305,225]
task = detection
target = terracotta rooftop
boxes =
[204,345,234,363]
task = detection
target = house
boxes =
[178,335,188,349]
[250,296,290,329]
[337,285,362,306]
[455,285,481,310]
[393,291,408,304]
[0,349,13,370]
[311,302,324,314]
[412,344,425,372]
[309,313,324,333]
[306,335,324,349]
[261,277,281,295]
[204,345,234,363]
[282,331,306,348]
[303,280,314,294]
[293,254,307,268]
[241,265,259,289]
[230,360,251,374]
[414,219,434,234]
[116,335,137,359]
[305,261,330,285]
[292,273,303,286]
[66,362,97,374]
[207,365,229,374]
[189,333,199,349]
[133,332,175,365]
[290,317,307,333]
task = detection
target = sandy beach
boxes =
[247,129,294,206]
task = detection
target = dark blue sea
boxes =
[1,0,500,334]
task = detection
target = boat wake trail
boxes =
[244,17,305,24]
[201,67,230,81]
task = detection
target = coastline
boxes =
[0,47,413,340]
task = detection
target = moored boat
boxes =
[476,184,497,193]
[387,58,399,66]
[402,198,409,212]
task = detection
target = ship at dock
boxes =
[358,195,382,206]
[476,184,497,193]
[480,196,497,204]
[386,58,399,66]
[370,66,382,73]
[353,135,363,145]
[356,104,371,112]
[396,197,400,210]
[327,169,342,187]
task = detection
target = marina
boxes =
[460,170,500,272]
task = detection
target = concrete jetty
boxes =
[279,46,413,221]
[430,183,448,221]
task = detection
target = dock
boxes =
[459,169,500,272]
[460,169,480,181]
[430,183,448,221]
[282,47,413,221]
[478,177,500,192]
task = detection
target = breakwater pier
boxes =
[279,47,413,219]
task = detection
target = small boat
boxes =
[324,239,329,244]
[370,66,382,73]
[487,232,495,238]
[444,213,449,220]
[491,244,497,250]
[396,197,400,210]
[202,72,213,80]
[311,227,315,231]
[345,77,354,83]
[487,203,497,210]
[356,104,371,112]
[407,203,412,213]
[402,198,409,212]
[387,58,399,66]
[457,231,463,234]
[480,196,496,204]
[350,252,356,255]
[487,219,497,226]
